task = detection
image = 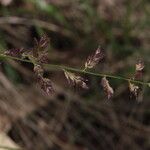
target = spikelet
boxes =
[37,51,49,64]
[34,63,54,95]
[128,81,140,99]
[4,48,24,58]
[64,70,88,89]
[128,60,144,100]
[32,35,49,58]
[135,60,144,80]
[34,35,49,52]
[101,77,114,99]
[136,60,144,71]
[85,46,104,69]
[34,64,44,76]
[37,75,54,95]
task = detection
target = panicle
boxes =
[64,70,88,89]
[85,46,104,69]
[31,35,52,94]
[101,77,114,99]
[2,35,148,99]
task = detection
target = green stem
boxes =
[0,54,149,86]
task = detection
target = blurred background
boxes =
[0,0,149,150]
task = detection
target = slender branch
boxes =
[0,54,149,86]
